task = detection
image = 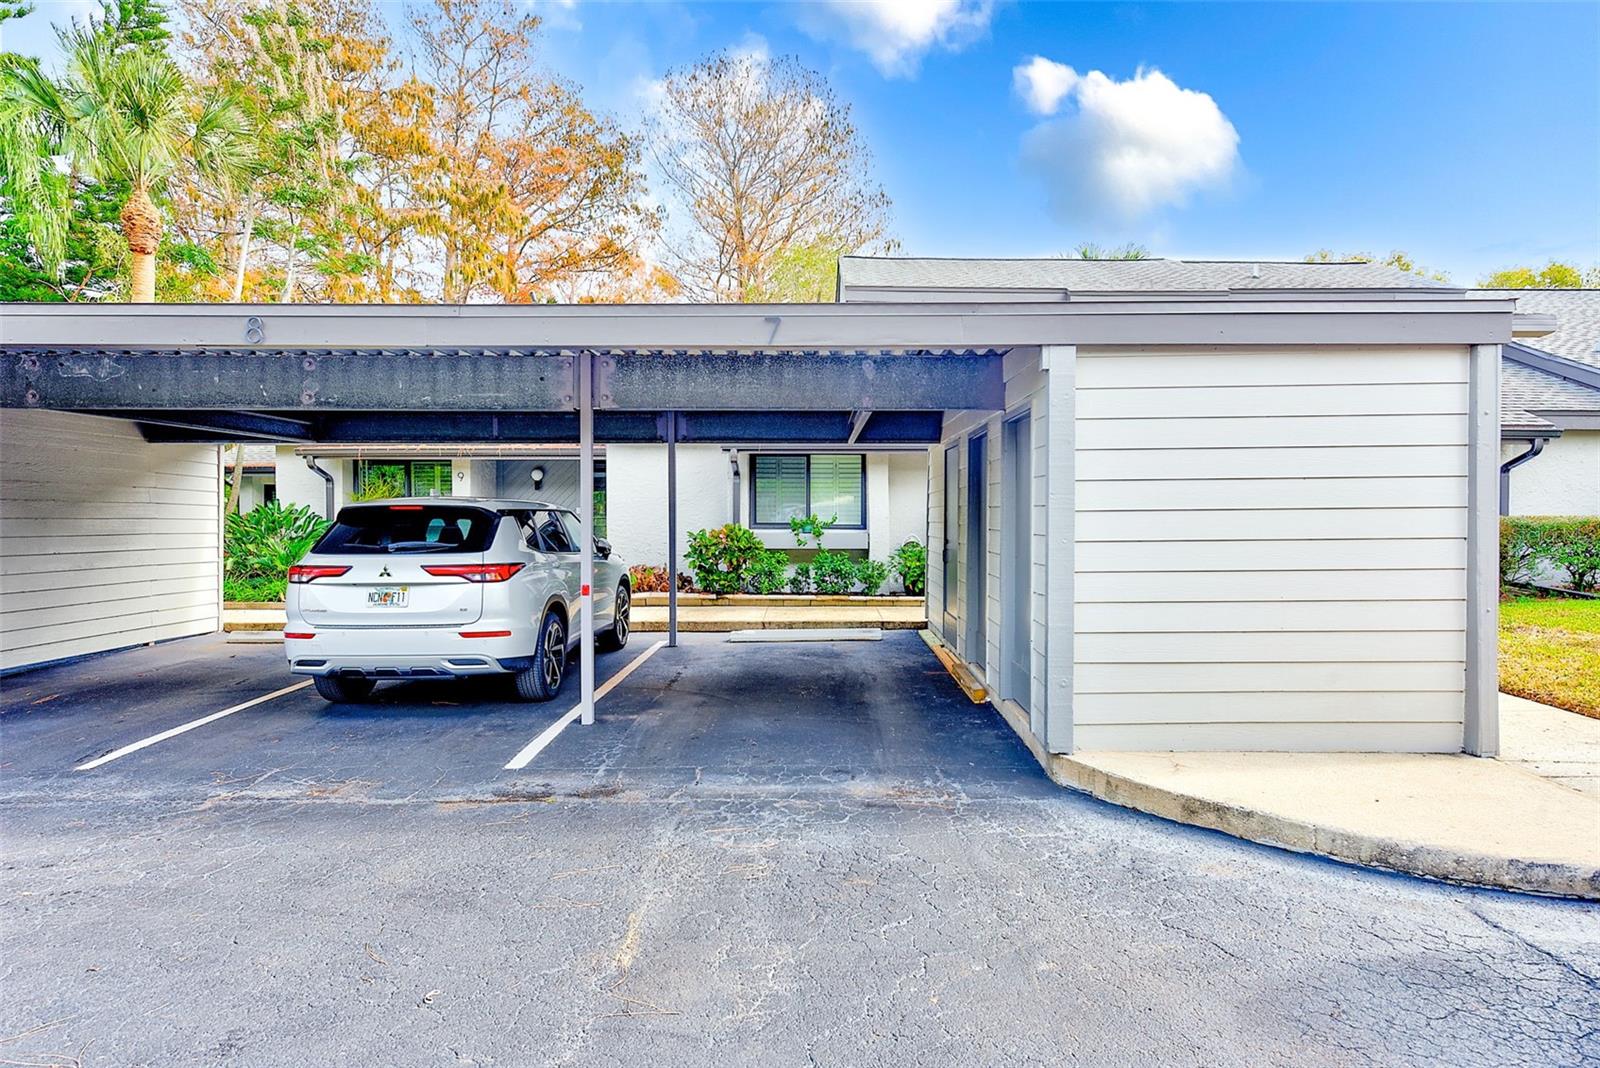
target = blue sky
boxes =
[6,0,1597,283]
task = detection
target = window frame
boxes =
[748,452,868,530]
[356,458,454,498]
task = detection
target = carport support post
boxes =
[579,352,596,726]
[667,411,679,648]
[1464,343,1500,757]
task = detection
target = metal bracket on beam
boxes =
[847,410,872,444]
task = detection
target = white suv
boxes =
[284,498,630,703]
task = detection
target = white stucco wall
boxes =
[879,452,929,559]
[274,447,351,517]
[1501,431,1600,516]
[605,444,729,567]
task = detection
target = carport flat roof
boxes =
[1,297,1541,446]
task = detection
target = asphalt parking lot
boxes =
[2,632,1598,1067]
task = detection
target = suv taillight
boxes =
[421,563,525,583]
[287,565,351,584]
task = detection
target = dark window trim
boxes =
[749,452,868,530]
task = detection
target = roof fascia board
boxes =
[0,298,1521,350]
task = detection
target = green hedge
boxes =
[1501,516,1600,591]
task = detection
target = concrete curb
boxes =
[961,637,1600,901]
[1050,756,1600,901]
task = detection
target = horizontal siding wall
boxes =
[2,411,220,672]
[1073,346,1470,753]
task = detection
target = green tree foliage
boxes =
[0,2,36,27]
[1479,262,1597,289]
[1304,248,1450,283]
[0,4,251,301]
[1072,242,1150,260]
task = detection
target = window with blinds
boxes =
[754,455,808,524]
[751,454,865,528]
[410,461,452,497]
[357,459,452,498]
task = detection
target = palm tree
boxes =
[0,26,251,302]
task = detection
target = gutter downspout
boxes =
[1498,438,1547,516]
[305,456,335,520]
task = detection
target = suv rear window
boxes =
[313,505,500,555]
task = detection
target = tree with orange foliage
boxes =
[405,0,657,304]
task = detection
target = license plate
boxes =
[368,586,409,607]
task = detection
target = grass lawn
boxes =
[1499,596,1600,719]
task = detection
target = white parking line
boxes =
[75,680,313,771]
[504,639,667,771]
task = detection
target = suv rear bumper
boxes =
[285,628,534,678]
[288,653,535,678]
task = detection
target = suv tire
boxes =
[598,583,631,652]
[515,610,566,702]
[314,674,375,703]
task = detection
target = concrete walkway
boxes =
[982,689,1600,901]
[1499,692,1600,795]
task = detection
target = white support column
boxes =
[579,352,596,726]
[1042,345,1075,755]
[666,411,679,648]
[1464,343,1501,756]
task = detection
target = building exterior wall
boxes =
[605,444,728,568]
[495,459,581,509]
[932,344,1477,756]
[274,447,351,517]
[236,473,273,512]
[1,411,221,672]
[1070,346,1471,753]
[1501,431,1600,516]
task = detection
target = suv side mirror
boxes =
[594,537,612,559]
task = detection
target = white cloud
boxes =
[530,0,583,31]
[802,0,996,78]
[1013,55,1078,116]
[1016,62,1241,222]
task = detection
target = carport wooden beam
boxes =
[1,349,1003,414]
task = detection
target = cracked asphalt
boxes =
[1,632,1597,1067]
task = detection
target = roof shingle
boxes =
[838,256,1456,293]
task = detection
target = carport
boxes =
[0,294,1546,760]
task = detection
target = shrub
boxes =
[685,524,766,594]
[1546,518,1600,591]
[223,575,287,603]
[1500,518,1543,584]
[789,513,837,549]
[225,501,329,583]
[1501,516,1600,592]
[628,564,692,593]
[889,539,927,596]
[788,563,813,594]
[811,550,858,594]
[746,550,790,594]
[856,558,889,596]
